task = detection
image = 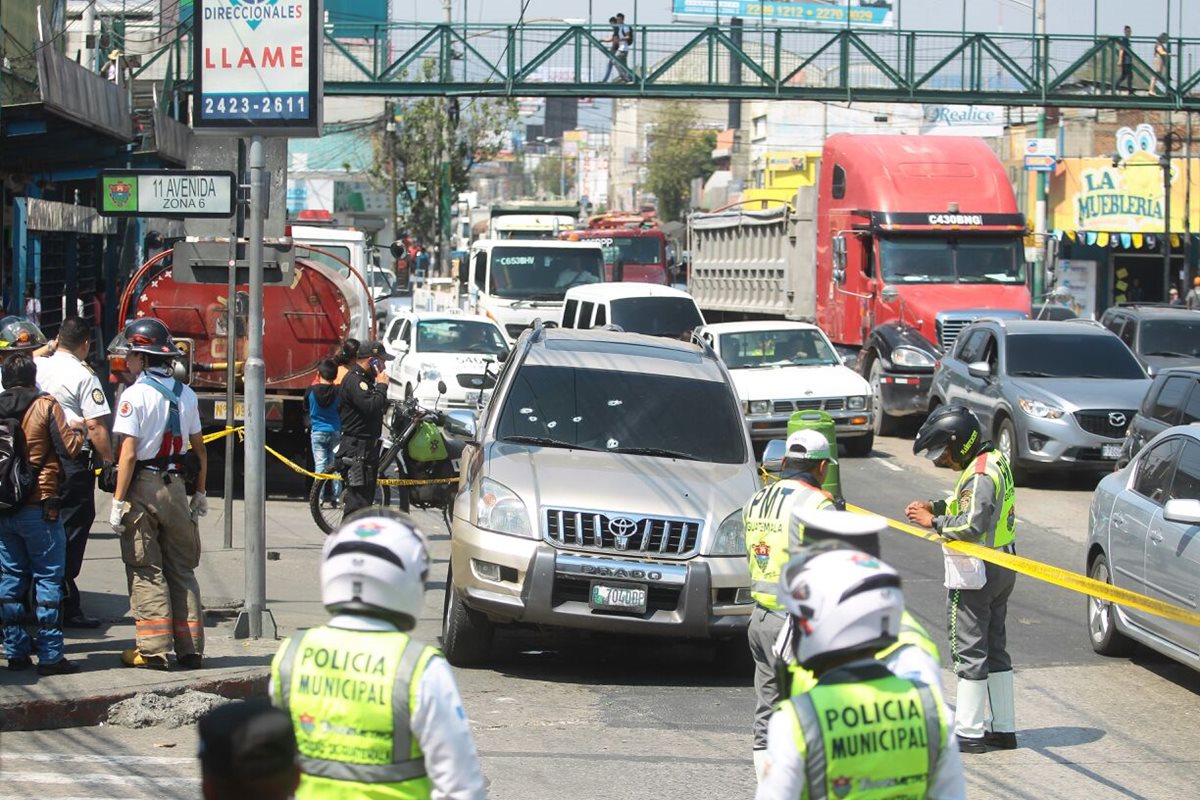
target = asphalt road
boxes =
[1,436,1197,799]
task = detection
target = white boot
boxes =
[986,670,1017,749]
[954,677,989,743]
[753,750,769,783]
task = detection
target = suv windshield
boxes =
[879,236,1026,285]
[497,365,746,463]
[1006,333,1147,379]
[417,320,509,356]
[488,247,604,301]
[609,297,704,338]
[1140,319,1200,357]
[719,329,840,368]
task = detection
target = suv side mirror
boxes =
[762,439,786,473]
[1164,498,1200,525]
[967,361,992,379]
[444,410,477,439]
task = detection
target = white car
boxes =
[696,321,875,456]
[380,312,510,409]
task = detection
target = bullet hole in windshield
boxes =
[528,416,538,422]
[607,438,620,449]
[520,407,533,414]
[572,416,583,423]
[607,399,623,407]
[547,421,558,429]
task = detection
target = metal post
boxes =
[1164,114,1174,299]
[559,143,566,198]
[441,0,454,276]
[1187,111,1193,285]
[222,233,235,550]
[82,1,96,71]
[235,136,268,639]
[1034,1,1048,299]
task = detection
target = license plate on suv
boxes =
[589,582,647,614]
[1102,443,1122,459]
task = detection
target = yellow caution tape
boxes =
[847,503,1200,628]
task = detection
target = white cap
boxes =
[785,428,837,463]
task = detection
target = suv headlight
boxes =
[890,346,936,369]
[1018,397,1064,419]
[743,400,770,415]
[475,478,532,538]
[847,395,868,410]
[710,509,746,555]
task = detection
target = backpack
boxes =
[0,411,40,511]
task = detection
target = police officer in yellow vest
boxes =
[271,508,487,799]
[906,405,1017,754]
[773,510,944,698]
[756,544,966,800]
[746,429,841,780]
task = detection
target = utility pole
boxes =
[386,101,398,243]
[1034,0,1048,299]
[82,0,96,71]
[440,0,454,276]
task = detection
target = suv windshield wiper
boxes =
[609,446,699,461]
[502,435,593,450]
[1144,350,1194,358]
[1010,369,1057,377]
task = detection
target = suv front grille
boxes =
[1075,409,1136,438]
[544,508,702,558]
[772,398,845,414]
[936,315,978,352]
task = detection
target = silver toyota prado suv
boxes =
[442,322,759,665]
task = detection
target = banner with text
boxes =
[672,0,896,28]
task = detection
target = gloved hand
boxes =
[109,499,130,533]
[190,492,209,520]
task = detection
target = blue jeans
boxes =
[0,504,66,663]
[312,430,342,502]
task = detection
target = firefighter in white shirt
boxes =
[271,507,488,800]
[108,318,207,671]
[35,316,114,628]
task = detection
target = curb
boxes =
[0,668,270,732]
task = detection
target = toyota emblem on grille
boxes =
[1108,412,1127,428]
[608,517,638,550]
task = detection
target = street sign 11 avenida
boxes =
[193,0,323,137]
[97,170,237,218]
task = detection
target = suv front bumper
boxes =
[451,520,752,639]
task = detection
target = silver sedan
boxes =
[1086,424,1200,672]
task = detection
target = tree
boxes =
[371,59,516,249]
[532,153,576,199]
[644,102,718,222]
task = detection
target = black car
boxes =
[1099,304,1200,377]
[1118,366,1200,467]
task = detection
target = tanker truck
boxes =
[688,134,1032,436]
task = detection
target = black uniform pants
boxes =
[61,456,96,617]
[340,437,381,517]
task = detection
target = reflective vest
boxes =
[271,626,438,800]
[780,661,947,800]
[943,449,1016,549]
[789,612,941,697]
[744,479,834,610]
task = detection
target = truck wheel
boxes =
[441,565,494,667]
[843,432,874,457]
[868,359,901,437]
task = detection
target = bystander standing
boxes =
[306,358,342,507]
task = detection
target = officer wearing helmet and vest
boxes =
[905,404,1017,754]
[774,509,943,699]
[270,507,487,799]
[756,535,966,800]
[109,318,208,670]
[745,429,841,780]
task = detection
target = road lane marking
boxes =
[877,459,903,472]
[0,773,197,787]
[1,753,193,766]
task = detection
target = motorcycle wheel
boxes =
[310,478,392,535]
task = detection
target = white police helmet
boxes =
[320,509,430,630]
[778,541,903,669]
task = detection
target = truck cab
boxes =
[562,228,672,284]
[467,239,606,341]
[814,135,1032,434]
[487,201,580,241]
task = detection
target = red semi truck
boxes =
[563,227,672,284]
[688,133,1032,435]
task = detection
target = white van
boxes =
[467,239,605,340]
[560,283,706,339]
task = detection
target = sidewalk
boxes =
[0,494,332,731]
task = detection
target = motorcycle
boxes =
[309,380,470,534]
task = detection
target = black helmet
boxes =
[913,404,983,467]
[0,315,46,353]
[123,318,182,357]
